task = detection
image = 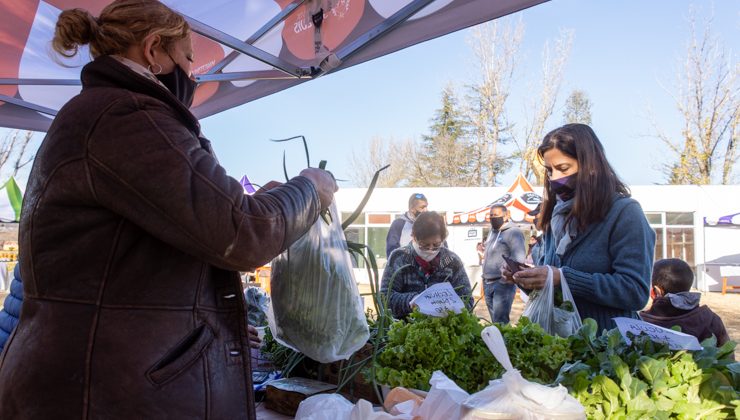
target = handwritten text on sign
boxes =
[613,317,702,351]
[410,282,465,317]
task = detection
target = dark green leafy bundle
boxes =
[262,327,303,374]
[373,312,571,393]
[554,288,574,312]
[499,316,573,382]
[557,319,740,419]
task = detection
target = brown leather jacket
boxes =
[0,56,321,419]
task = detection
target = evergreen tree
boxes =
[410,86,475,187]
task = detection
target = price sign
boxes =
[613,317,702,351]
[410,282,465,317]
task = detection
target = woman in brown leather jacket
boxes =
[0,1,335,418]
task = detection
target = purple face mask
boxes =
[550,173,577,201]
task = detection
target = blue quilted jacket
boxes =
[0,264,22,352]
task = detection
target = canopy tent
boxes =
[446,173,541,225]
[704,212,740,228]
[0,0,547,132]
[0,177,23,223]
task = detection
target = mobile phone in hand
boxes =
[503,255,530,274]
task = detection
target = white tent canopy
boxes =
[0,0,547,131]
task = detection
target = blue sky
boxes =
[4,0,739,188]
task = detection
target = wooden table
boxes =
[720,265,740,295]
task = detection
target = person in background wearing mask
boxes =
[481,204,526,324]
[380,212,473,319]
[505,124,655,333]
[0,1,336,418]
[386,192,429,257]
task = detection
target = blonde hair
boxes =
[52,0,190,59]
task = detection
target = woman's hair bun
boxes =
[52,8,101,58]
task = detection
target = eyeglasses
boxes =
[417,242,442,251]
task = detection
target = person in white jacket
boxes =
[385,193,428,257]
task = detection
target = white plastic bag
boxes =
[461,326,585,420]
[521,266,582,337]
[350,399,415,420]
[414,371,469,420]
[295,394,414,420]
[295,394,354,420]
[268,202,370,363]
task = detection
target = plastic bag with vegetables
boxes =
[268,201,369,363]
[521,266,582,338]
[244,286,270,327]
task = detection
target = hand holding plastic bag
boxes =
[521,266,582,337]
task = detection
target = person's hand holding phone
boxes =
[501,256,530,284]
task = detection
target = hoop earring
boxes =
[148,63,162,75]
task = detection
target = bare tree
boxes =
[655,11,738,184]
[0,130,35,182]
[563,89,592,125]
[725,112,738,183]
[516,29,574,185]
[348,136,417,187]
[463,18,524,186]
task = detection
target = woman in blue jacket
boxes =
[0,264,22,352]
[508,124,655,332]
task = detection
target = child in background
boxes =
[640,258,731,347]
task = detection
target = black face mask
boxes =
[490,216,505,230]
[156,64,196,108]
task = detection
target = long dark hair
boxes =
[537,124,630,233]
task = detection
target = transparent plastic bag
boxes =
[461,326,585,420]
[521,266,582,338]
[244,286,270,327]
[268,202,369,363]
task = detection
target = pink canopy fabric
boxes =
[0,0,547,131]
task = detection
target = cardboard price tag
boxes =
[613,317,702,351]
[410,282,465,317]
